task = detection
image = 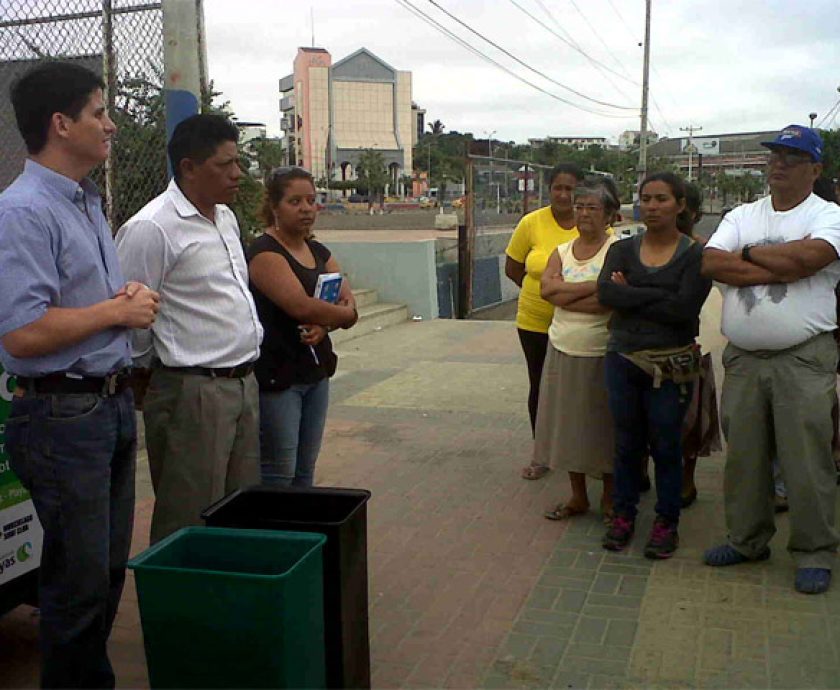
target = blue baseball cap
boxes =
[761,124,823,162]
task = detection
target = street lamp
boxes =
[809,112,818,129]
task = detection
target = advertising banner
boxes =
[0,366,42,585]
[681,136,721,156]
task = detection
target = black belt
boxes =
[159,363,254,379]
[17,370,131,397]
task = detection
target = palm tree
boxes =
[428,119,445,135]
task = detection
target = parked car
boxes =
[347,193,368,203]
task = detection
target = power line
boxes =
[816,99,840,129]
[604,0,681,121]
[506,0,639,87]
[530,0,639,106]
[566,0,636,82]
[568,0,675,132]
[530,0,681,137]
[423,0,636,110]
[392,0,636,119]
[524,0,673,135]
[606,0,635,34]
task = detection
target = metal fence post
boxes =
[523,163,529,216]
[458,157,475,319]
[102,0,116,223]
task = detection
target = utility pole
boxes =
[680,123,703,181]
[427,141,432,196]
[162,0,203,176]
[636,0,651,220]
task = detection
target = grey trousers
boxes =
[144,369,260,544]
[721,332,839,569]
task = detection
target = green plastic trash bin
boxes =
[128,527,326,689]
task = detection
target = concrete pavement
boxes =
[3,290,840,689]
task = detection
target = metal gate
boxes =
[458,155,552,318]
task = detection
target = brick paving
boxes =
[3,310,840,689]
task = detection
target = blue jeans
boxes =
[4,389,136,689]
[605,352,692,523]
[259,379,329,487]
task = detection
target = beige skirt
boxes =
[533,347,614,478]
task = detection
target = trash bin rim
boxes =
[201,485,372,527]
[127,526,326,580]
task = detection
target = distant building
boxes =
[646,130,776,177]
[279,47,418,195]
[235,121,267,175]
[619,130,659,150]
[412,102,426,145]
[528,135,608,150]
[236,121,267,145]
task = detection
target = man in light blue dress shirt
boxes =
[0,62,159,688]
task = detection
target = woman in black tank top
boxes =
[248,167,357,486]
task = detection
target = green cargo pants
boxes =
[720,332,839,569]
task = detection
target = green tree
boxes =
[820,128,840,182]
[355,149,389,205]
[107,75,168,229]
[427,119,445,135]
[248,136,285,178]
[200,82,264,241]
[413,131,471,194]
[714,171,732,206]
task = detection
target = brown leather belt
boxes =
[17,369,131,396]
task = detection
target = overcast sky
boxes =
[203,0,840,145]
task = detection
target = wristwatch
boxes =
[741,244,754,263]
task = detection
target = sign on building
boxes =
[681,137,720,156]
[0,366,42,586]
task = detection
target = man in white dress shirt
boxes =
[116,113,263,543]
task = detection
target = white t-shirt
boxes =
[705,193,840,350]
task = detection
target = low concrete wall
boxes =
[329,239,439,321]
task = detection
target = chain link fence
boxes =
[0,0,166,229]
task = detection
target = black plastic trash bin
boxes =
[202,486,372,689]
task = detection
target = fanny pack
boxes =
[620,343,701,388]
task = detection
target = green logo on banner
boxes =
[0,365,29,510]
[16,542,32,562]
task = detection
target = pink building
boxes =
[280,47,421,195]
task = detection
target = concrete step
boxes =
[352,288,378,309]
[331,302,409,345]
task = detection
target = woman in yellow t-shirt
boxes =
[506,163,583,479]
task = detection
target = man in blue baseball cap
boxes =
[702,124,840,594]
[762,124,824,162]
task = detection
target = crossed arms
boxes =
[540,249,609,314]
[702,238,838,286]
